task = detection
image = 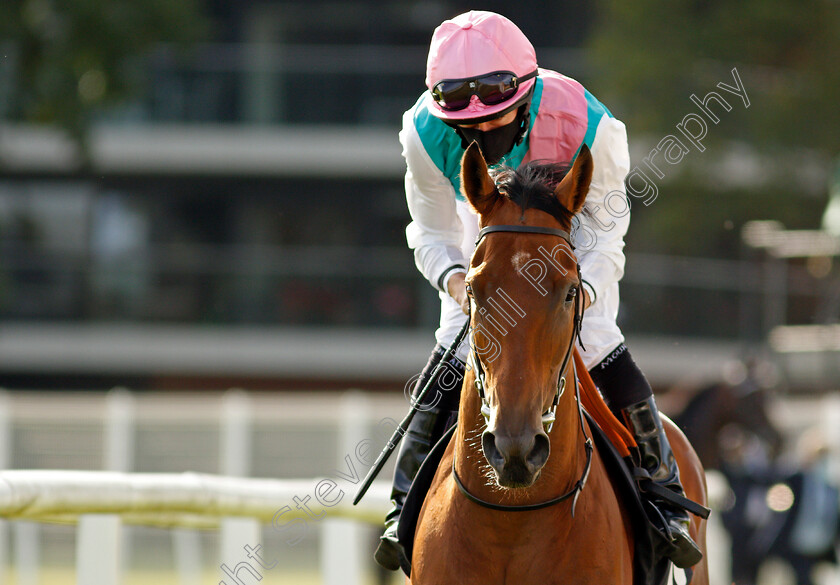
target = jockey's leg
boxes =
[374,345,464,571]
[589,344,703,569]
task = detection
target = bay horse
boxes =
[408,144,708,585]
[672,376,783,471]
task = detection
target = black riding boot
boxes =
[374,406,454,570]
[374,345,463,571]
[622,396,703,568]
[590,344,703,569]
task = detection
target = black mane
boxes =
[490,160,574,225]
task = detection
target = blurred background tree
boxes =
[0,0,207,160]
[588,0,839,257]
[590,0,840,154]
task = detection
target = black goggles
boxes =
[431,70,538,112]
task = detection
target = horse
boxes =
[671,375,784,471]
[672,378,840,585]
[408,143,709,585]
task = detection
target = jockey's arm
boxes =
[574,116,632,309]
[400,111,469,301]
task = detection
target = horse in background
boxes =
[672,362,840,585]
[671,366,783,471]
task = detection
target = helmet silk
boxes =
[425,11,538,122]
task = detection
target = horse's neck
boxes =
[454,367,586,506]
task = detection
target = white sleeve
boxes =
[573,116,631,306]
[401,109,469,292]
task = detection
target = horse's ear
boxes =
[461,141,499,215]
[554,145,593,214]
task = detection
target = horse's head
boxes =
[460,142,593,488]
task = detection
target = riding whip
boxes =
[353,317,471,505]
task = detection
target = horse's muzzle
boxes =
[482,429,550,488]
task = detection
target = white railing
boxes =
[0,388,404,585]
[0,471,737,585]
[0,388,833,585]
[0,470,391,585]
[0,471,390,527]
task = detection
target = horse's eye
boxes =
[565,286,578,304]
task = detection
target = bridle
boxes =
[453,223,593,515]
[470,224,585,433]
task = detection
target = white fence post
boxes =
[104,387,134,578]
[0,390,10,583]
[825,394,840,486]
[1,390,39,585]
[13,522,38,585]
[74,388,135,585]
[172,529,202,585]
[704,470,732,585]
[219,390,260,579]
[77,515,121,585]
[104,388,135,473]
[321,391,370,585]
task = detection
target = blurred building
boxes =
[0,1,833,391]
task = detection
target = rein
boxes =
[453,223,593,515]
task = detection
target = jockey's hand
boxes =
[583,289,591,310]
[447,272,470,315]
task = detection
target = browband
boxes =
[475,225,572,246]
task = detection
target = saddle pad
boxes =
[583,410,679,585]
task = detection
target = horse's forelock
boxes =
[490,161,574,225]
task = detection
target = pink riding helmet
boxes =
[425,11,538,122]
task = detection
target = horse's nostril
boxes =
[526,432,550,469]
[482,429,548,488]
[482,431,505,467]
[484,430,547,469]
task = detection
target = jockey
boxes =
[375,10,702,571]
